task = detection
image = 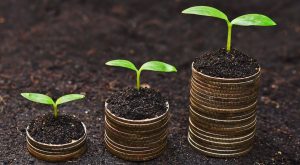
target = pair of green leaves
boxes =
[182,6,276,26]
[21,93,85,118]
[182,6,276,51]
[105,60,177,90]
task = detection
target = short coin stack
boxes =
[104,102,169,161]
[188,64,260,157]
[26,123,87,162]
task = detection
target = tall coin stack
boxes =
[188,64,260,157]
[104,102,169,161]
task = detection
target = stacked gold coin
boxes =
[104,102,169,161]
[188,64,260,157]
[26,123,87,162]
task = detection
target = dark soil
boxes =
[194,48,260,78]
[107,87,167,120]
[28,114,85,144]
[0,0,299,164]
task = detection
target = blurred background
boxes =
[0,0,299,164]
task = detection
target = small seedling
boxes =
[105,59,177,90]
[182,6,276,52]
[21,93,85,118]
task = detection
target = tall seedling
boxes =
[182,6,276,52]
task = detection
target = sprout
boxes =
[182,6,276,52]
[105,59,177,90]
[21,93,85,118]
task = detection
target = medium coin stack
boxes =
[188,64,260,157]
[104,102,169,161]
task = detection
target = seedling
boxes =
[21,93,85,118]
[105,59,177,90]
[182,6,276,52]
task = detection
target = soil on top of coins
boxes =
[193,48,260,78]
[28,114,85,144]
[106,87,167,120]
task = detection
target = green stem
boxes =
[53,104,58,119]
[136,70,141,90]
[226,23,232,52]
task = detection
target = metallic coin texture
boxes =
[188,63,260,158]
[104,102,169,161]
[26,122,87,162]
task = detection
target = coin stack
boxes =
[104,102,169,161]
[188,64,260,157]
[26,123,87,162]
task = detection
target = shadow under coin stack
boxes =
[104,102,169,161]
[188,64,260,157]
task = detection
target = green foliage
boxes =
[56,94,85,105]
[21,93,85,118]
[231,14,276,26]
[21,93,54,105]
[140,61,177,72]
[105,60,138,71]
[182,6,276,52]
[182,6,228,22]
[105,59,177,90]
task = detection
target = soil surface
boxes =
[0,0,299,164]
[194,48,259,78]
[107,87,167,120]
[28,114,85,144]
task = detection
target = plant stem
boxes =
[226,23,232,52]
[53,104,58,119]
[136,70,141,90]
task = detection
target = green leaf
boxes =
[21,93,54,105]
[140,61,177,72]
[231,14,276,26]
[56,94,85,105]
[182,6,228,22]
[105,60,138,71]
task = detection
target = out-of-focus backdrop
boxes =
[0,0,299,164]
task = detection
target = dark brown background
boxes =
[0,0,299,164]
